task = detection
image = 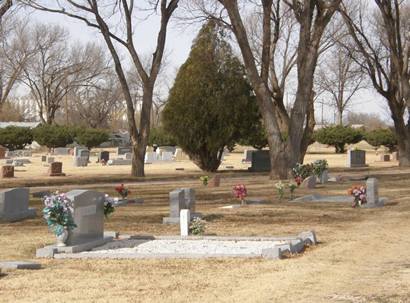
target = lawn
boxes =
[1,169,409,302]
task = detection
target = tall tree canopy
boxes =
[163,21,262,172]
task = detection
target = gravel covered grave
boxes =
[80,239,288,256]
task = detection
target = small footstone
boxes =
[0,261,41,270]
[175,168,184,171]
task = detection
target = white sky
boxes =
[24,5,389,125]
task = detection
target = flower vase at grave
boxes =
[56,228,69,247]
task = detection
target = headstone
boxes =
[212,175,221,187]
[347,150,366,168]
[73,156,88,167]
[163,188,200,224]
[46,156,55,164]
[161,152,173,161]
[49,162,65,177]
[117,146,132,155]
[1,165,14,178]
[182,188,196,212]
[0,188,36,222]
[145,152,158,163]
[366,178,380,207]
[124,152,132,160]
[65,190,106,246]
[301,176,316,189]
[243,150,253,162]
[248,150,271,172]
[163,189,185,224]
[5,159,13,165]
[41,155,47,162]
[379,154,390,162]
[99,151,110,163]
[12,160,25,167]
[79,150,90,159]
[73,146,87,157]
[0,146,6,159]
[180,209,190,237]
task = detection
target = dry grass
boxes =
[1,169,410,302]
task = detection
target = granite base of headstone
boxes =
[0,188,36,222]
[74,156,88,167]
[391,151,398,161]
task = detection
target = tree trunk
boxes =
[299,93,316,163]
[337,109,343,125]
[131,86,154,177]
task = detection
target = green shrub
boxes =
[33,124,74,149]
[365,128,397,151]
[0,126,33,150]
[314,125,363,153]
[75,128,109,150]
[148,127,177,146]
[162,21,262,172]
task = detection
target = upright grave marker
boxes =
[1,165,14,178]
[0,188,36,222]
[49,162,65,177]
[365,178,385,208]
[347,150,366,168]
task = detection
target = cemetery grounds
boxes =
[0,149,410,303]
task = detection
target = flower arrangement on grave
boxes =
[43,193,77,245]
[274,181,286,201]
[312,159,328,177]
[288,183,297,200]
[103,195,115,218]
[232,184,247,205]
[100,159,107,166]
[189,217,206,235]
[115,184,130,200]
[292,163,313,185]
[200,175,209,186]
[348,185,367,208]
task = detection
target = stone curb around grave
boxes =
[0,261,41,270]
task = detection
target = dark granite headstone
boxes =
[248,150,271,172]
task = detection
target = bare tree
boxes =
[340,0,410,166]
[20,23,107,124]
[21,0,179,177]
[0,16,37,112]
[186,0,341,178]
[316,40,365,125]
[71,70,122,128]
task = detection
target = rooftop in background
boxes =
[0,122,40,129]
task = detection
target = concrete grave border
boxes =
[43,230,317,260]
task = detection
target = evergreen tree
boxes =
[163,21,261,172]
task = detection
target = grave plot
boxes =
[51,231,317,260]
[291,178,387,208]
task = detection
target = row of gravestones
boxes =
[1,161,65,178]
[246,149,399,172]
